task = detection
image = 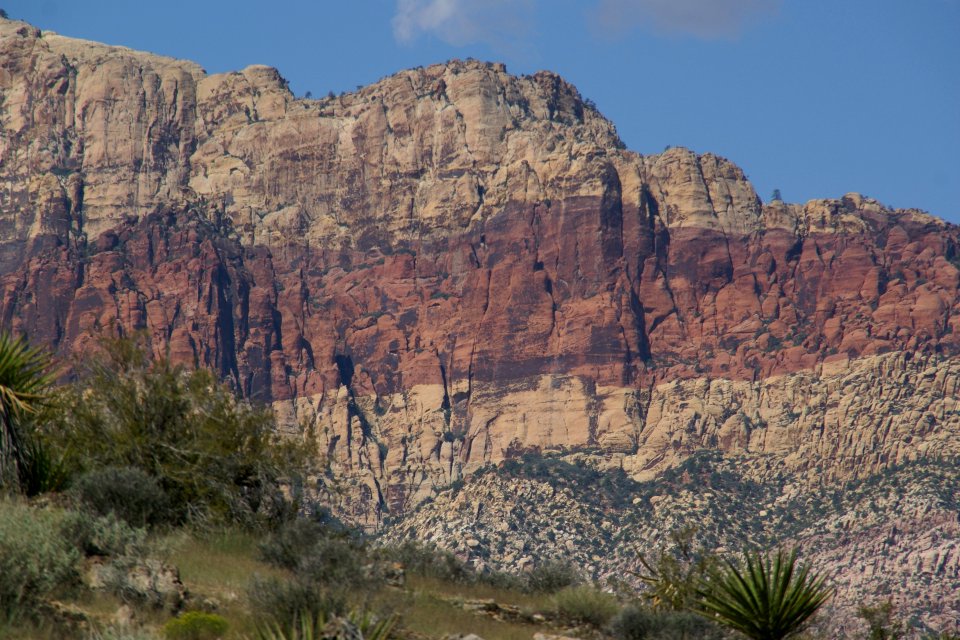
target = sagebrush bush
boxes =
[380,541,523,590]
[72,466,170,527]
[259,518,378,593]
[0,499,79,622]
[62,511,172,609]
[61,511,149,558]
[259,519,329,570]
[526,559,581,593]
[380,541,473,583]
[552,585,620,627]
[247,575,346,631]
[163,611,228,640]
[297,537,375,589]
[610,605,725,640]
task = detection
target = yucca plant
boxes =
[254,610,398,640]
[0,332,52,492]
[695,548,832,640]
[347,610,399,640]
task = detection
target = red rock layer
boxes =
[3,193,958,406]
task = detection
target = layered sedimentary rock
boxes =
[2,13,960,536]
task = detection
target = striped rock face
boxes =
[2,13,959,548]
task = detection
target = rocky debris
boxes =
[318,617,364,640]
[86,556,188,612]
[384,561,406,587]
[35,600,89,636]
[439,597,579,637]
[381,454,960,634]
[458,598,533,624]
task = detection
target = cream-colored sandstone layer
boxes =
[5,17,941,249]
[289,350,960,525]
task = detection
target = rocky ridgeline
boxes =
[1,15,959,628]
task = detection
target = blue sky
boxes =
[6,1,959,221]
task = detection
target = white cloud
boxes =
[392,0,535,49]
[593,0,781,39]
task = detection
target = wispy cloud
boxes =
[592,0,781,39]
[392,0,535,49]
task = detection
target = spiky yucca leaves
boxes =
[0,332,52,491]
[255,611,398,640]
[696,548,832,640]
[348,611,399,640]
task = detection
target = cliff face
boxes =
[4,16,960,626]
[3,15,960,530]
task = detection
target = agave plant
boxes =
[695,548,832,640]
[0,332,52,491]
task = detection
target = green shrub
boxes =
[163,612,228,640]
[259,519,329,570]
[552,585,620,628]
[247,575,346,632]
[636,527,716,611]
[526,559,581,593]
[72,466,170,527]
[479,568,526,591]
[61,511,149,558]
[379,540,523,592]
[259,517,378,594]
[381,541,473,583]
[297,537,373,589]
[858,601,904,640]
[45,336,311,529]
[0,499,79,622]
[610,605,724,640]
[610,606,655,640]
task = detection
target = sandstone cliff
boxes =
[2,16,959,625]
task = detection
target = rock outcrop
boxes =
[383,451,960,634]
[2,15,959,626]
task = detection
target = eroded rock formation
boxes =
[2,14,959,538]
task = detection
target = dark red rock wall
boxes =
[4,190,959,410]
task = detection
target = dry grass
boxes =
[10,527,574,640]
[161,527,290,639]
[164,528,287,594]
